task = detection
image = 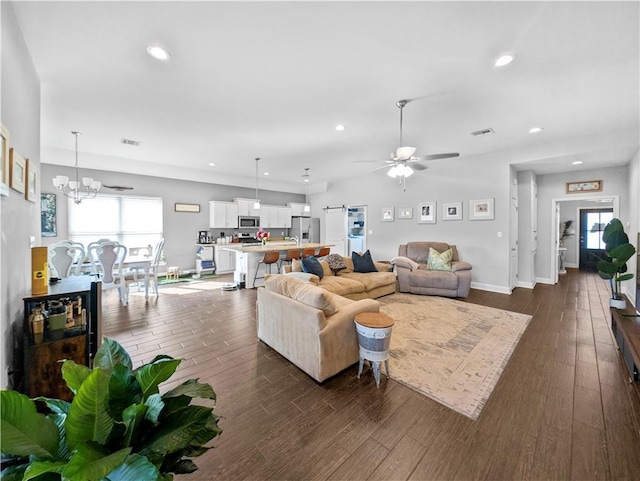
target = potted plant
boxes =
[596,218,637,309]
[0,337,221,481]
[559,219,574,247]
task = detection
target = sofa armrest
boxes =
[390,256,420,271]
[374,261,389,272]
[451,261,472,273]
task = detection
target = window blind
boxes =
[68,194,163,248]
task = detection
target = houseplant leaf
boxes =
[144,393,164,424]
[94,337,132,371]
[22,460,67,480]
[34,397,71,415]
[122,403,148,448]
[135,358,182,400]
[140,405,212,455]
[609,243,636,265]
[62,442,131,481]
[65,368,114,449]
[108,363,142,420]
[104,454,161,481]
[62,360,92,394]
[0,390,59,459]
[163,379,216,401]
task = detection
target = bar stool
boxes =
[280,249,301,271]
[253,251,281,287]
[315,247,330,258]
[302,247,316,258]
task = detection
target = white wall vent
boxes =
[121,138,141,146]
[470,128,495,136]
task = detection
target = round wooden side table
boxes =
[354,312,395,388]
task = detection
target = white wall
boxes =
[311,152,513,293]
[536,166,629,284]
[626,149,639,308]
[1,2,42,389]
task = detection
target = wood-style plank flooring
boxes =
[102,270,640,480]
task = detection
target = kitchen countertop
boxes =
[223,242,333,253]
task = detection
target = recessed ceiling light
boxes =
[529,127,543,134]
[263,172,269,176]
[146,45,170,61]
[304,178,309,183]
[494,53,515,67]
[572,160,583,165]
[335,124,346,131]
[208,162,215,167]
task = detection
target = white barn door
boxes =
[325,208,347,256]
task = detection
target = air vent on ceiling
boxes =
[470,128,495,137]
[121,138,141,146]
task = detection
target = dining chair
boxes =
[121,238,165,304]
[88,240,128,305]
[48,240,85,278]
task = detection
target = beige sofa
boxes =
[257,275,380,382]
[283,256,396,300]
[393,242,472,298]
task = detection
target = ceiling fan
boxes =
[359,99,459,188]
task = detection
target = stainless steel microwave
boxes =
[239,216,260,228]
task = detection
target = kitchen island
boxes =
[224,242,334,288]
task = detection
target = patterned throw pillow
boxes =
[325,253,347,272]
[352,250,378,273]
[427,247,453,271]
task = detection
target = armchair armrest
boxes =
[390,256,420,271]
[451,261,472,273]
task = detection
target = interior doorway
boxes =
[347,206,367,255]
[579,208,613,272]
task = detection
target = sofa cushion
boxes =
[427,247,453,271]
[302,256,324,279]
[325,253,347,272]
[406,242,453,263]
[352,250,378,273]
[291,258,303,272]
[318,276,366,296]
[264,275,337,316]
[340,271,396,291]
[410,270,459,290]
[283,272,320,285]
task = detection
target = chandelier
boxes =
[52,131,101,204]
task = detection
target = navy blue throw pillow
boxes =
[301,256,324,279]
[352,250,377,273]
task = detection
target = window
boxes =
[585,211,613,249]
[68,194,163,248]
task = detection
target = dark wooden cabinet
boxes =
[23,276,102,400]
[610,296,640,386]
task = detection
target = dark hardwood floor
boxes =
[102,270,640,480]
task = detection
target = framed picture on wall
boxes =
[566,180,602,193]
[418,202,436,224]
[9,148,26,194]
[26,159,37,202]
[469,198,494,220]
[443,202,462,221]
[398,207,413,219]
[41,193,57,237]
[381,207,394,222]
[0,124,9,197]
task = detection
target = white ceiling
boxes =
[11,1,640,193]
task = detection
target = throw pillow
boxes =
[427,247,453,271]
[352,250,378,273]
[301,256,324,279]
[291,258,303,272]
[325,253,347,272]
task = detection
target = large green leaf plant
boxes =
[1,338,222,481]
[596,218,637,300]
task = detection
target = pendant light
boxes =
[253,157,261,210]
[52,131,102,204]
[303,168,311,212]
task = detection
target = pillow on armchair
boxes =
[427,247,453,271]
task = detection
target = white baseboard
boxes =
[565,262,578,268]
[517,280,536,289]
[470,282,512,294]
[536,277,555,285]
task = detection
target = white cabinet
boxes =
[288,202,310,217]
[234,198,260,217]
[209,201,239,229]
[214,245,236,274]
[260,205,292,228]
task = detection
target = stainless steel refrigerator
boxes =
[290,217,320,244]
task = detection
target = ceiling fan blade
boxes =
[411,163,428,171]
[371,164,393,173]
[420,152,460,161]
